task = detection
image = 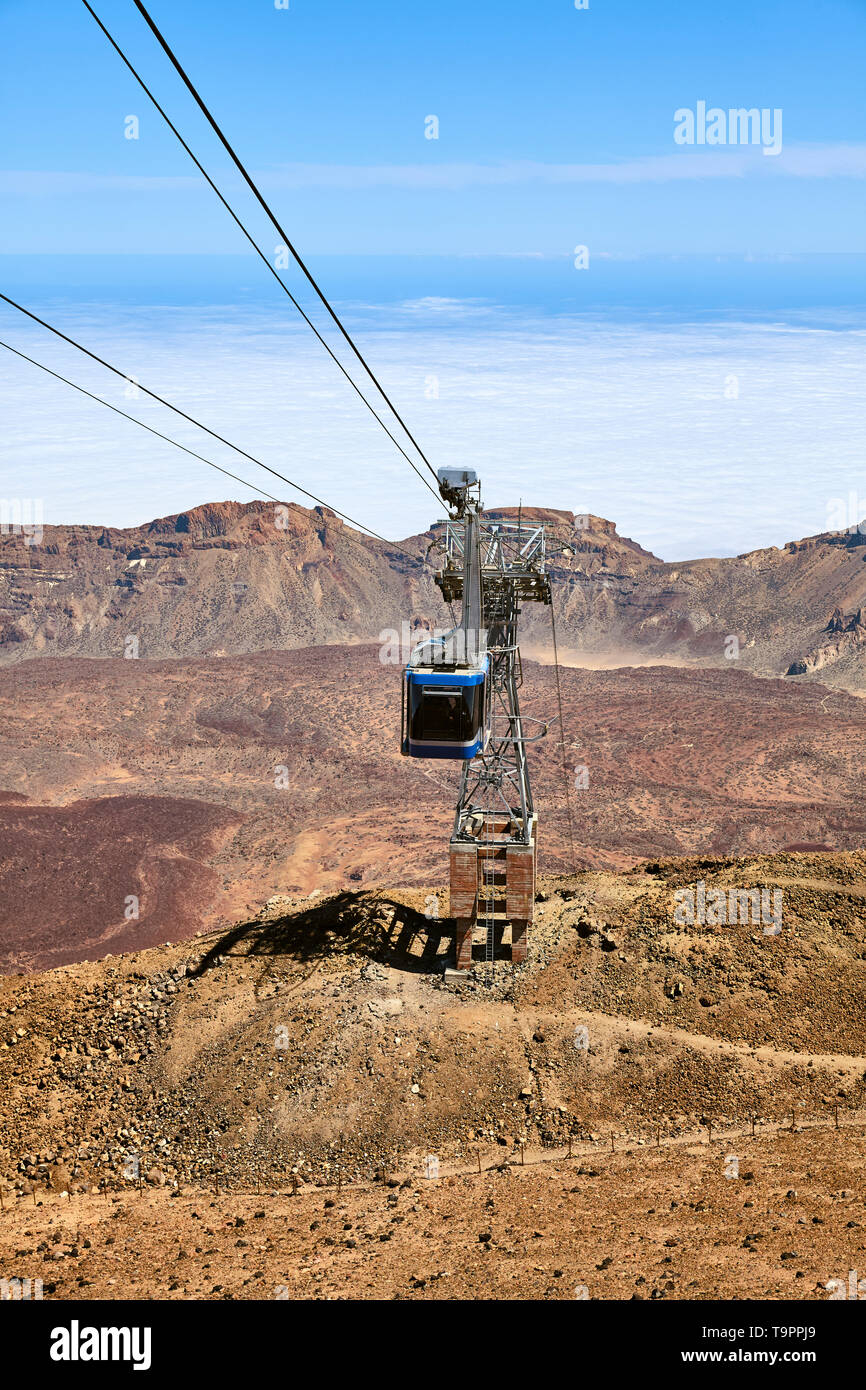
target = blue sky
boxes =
[1,0,864,554]
[1,0,865,256]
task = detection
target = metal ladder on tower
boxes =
[482,806,496,963]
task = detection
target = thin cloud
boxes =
[2,143,865,196]
[262,144,866,187]
[0,171,202,194]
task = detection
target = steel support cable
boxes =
[128,0,442,491]
[1,338,433,563]
[81,2,440,509]
[0,338,286,506]
[549,592,578,875]
[0,294,397,546]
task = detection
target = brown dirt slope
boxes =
[1,1126,863,1301]
[1,851,865,1300]
[1,851,863,1190]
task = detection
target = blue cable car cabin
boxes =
[402,657,489,759]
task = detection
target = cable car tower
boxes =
[402,469,551,970]
[19,5,568,973]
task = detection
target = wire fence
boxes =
[6,1103,862,1209]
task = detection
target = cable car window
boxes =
[464,684,482,737]
[408,683,482,745]
[410,688,461,742]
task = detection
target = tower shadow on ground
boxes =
[190,891,453,978]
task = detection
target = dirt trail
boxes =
[520,1007,866,1077]
[428,1109,866,1183]
[283,828,332,896]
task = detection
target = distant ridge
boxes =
[2,499,865,691]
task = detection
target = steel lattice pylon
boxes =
[432,493,551,968]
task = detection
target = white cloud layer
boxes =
[1,301,864,562]
[2,142,865,197]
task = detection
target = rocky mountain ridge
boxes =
[3,500,866,690]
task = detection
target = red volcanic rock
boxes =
[0,794,242,972]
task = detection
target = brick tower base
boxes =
[449,818,536,968]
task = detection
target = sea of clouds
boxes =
[2,295,864,560]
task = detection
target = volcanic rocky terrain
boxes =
[3,499,866,690]
[2,498,865,1302]
[1,648,865,971]
[0,851,864,1300]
